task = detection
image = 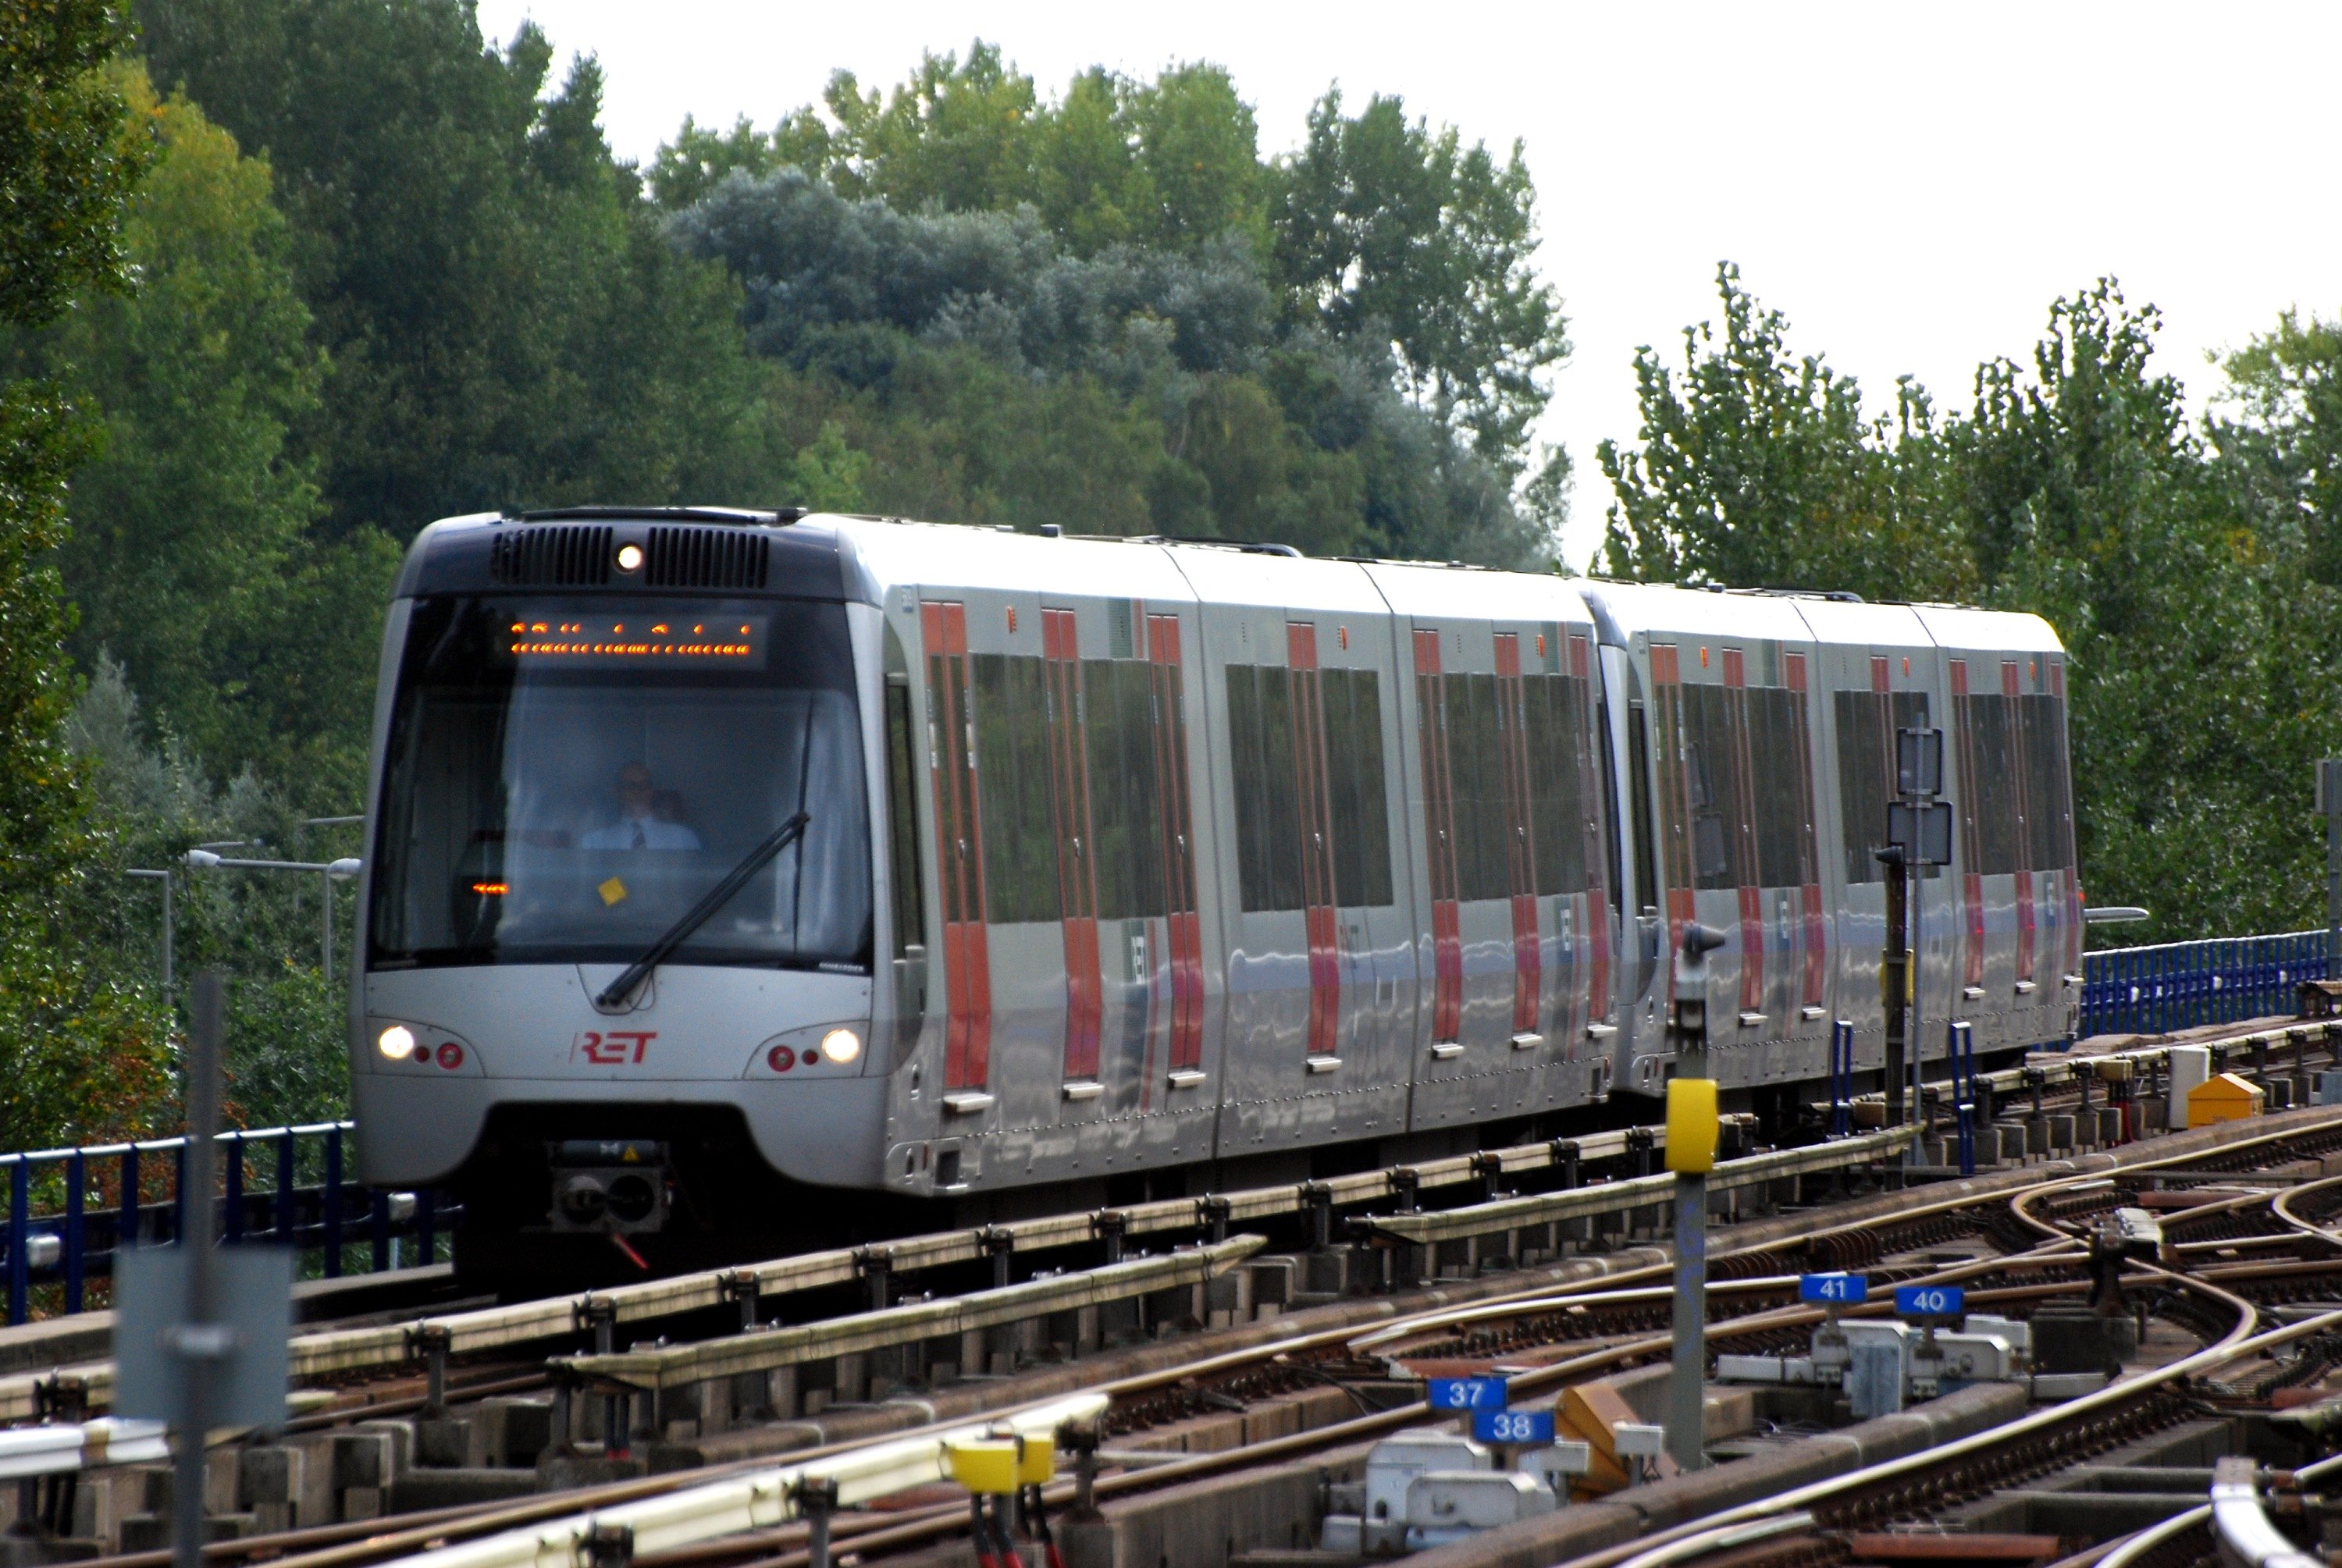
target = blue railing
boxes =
[2,1122,456,1326]
[2081,929,2330,1039]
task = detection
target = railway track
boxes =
[6,1026,2342,1568]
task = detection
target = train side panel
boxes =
[1165,552,1418,1161]
[1363,564,1616,1128]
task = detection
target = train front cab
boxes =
[350,512,906,1276]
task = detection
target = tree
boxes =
[1952,283,2295,938]
[2214,310,2342,588]
[0,0,176,1146]
[137,0,765,536]
[1269,87,1568,474]
[22,66,377,793]
[824,43,1041,215]
[1598,263,1973,601]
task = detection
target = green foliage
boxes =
[0,0,180,1148]
[1269,88,1567,474]
[1598,263,1973,600]
[0,0,148,325]
[646,41,1562,540]
[12,67,400,805]
[673,164,1554,564]
[137,0,766,537]
[2216,310,2342,587]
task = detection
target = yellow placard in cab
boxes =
[1665,1078,1719,1174]
[946,1437,1021,1495]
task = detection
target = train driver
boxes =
[579,762,703,851]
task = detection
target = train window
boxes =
[1747,688,1816,888]
[2021,694,2075,870]
[884,679,924,956]
[1445,673,1512,901]
[1322,668,1395,908]
[1229,662,1393,912]
[1679,684,1742,890]
[1084,658,1168,920]
[971,653,1061,923]
[1227,663,1304,913]
[1523,674,1590,895]
[368,595,870,971]
[1833,688,1931,882]
[1952,692,2023,877]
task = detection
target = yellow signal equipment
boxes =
[1665,1078,1719,1175]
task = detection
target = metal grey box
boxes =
[114,1245,294,1431]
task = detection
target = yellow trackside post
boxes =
[1665,1078,1719,1175]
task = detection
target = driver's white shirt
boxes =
[580,815,703,851]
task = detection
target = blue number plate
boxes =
[1473,1408,1556,1445]
[1798,1272,1867,1304]
[1426,1375,1509,1411]
[1895,1284,1966,1317]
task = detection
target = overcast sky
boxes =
[473,1,2341,566]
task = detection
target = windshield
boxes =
[368,595,870,972]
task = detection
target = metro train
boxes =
[351,507,2080,1280]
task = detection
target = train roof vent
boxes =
[489,524,612,586]
[646,525,771,590]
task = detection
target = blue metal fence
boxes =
[2081,928,2330,1039]
[2,1122,454,1326]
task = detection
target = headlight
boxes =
[820,1027,863,1065]
[615,542,644,572]
[377,1024,417,1061]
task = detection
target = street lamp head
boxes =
[183,848,222,869]
[326,857,363,880]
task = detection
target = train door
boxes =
[1404,618,1550,1126]
[1647,635,1830,1091]
[922,587,1064,1168]
[1932,631,2078,1054]
[1203,597,1412,1156]
[1518,624,1616,1111]
[1057,598,1216,1160]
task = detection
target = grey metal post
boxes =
[173,974,224,1568]
[322,869,334,983]
[1667,923,1723,1475]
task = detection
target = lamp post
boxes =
[183,852,364,980]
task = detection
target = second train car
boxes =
[351,508,2080,1277]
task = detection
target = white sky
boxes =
[478,0,2342,567]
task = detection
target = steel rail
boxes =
[1805,1019,2315,1122]
[1358,1129,1913,1246]
[1582,1270,2292,1568]
[2006,1114,2342,1243]
[556,1237,1262,1392]
[2212,1457,2322,1568]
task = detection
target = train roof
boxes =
[395,509,2066,656]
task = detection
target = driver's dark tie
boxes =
[632,822,646,850]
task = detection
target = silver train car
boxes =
[351,507,2080,1276]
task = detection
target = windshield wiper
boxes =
[596,812,811,1008]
